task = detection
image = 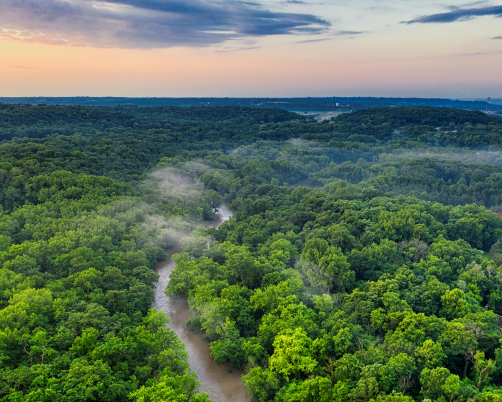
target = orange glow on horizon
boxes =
[1,15,501,98]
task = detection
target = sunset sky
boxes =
[1,0,502,97]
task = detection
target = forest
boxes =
[1,97,500,112]
[1,104,502,402]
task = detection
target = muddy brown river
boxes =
[153,205,251,402]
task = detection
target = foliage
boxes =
[2,104,502,401]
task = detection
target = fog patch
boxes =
[289,138,308,145]
[382,149,502,166]
[151,168,204,201]
[96,162,222,263]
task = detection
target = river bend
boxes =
[153,205,250,402]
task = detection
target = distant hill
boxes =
[0,104,301,141]
[336,106,499,127]
[0,96,501,113]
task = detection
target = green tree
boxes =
[269,328,317,380]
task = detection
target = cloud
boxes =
[494,36,502,39]
[296,30,365,43]
[462,1,490,6]
[334,30,365,35]
[296,37,332,43]
[456,50,502,56]
[404,5,502,24]
[215,45,262,53]
[0,0,330,49]
[7,65,37,69]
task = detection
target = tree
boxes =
[420,367,451,401]
[468,350,497,390]
[62,359,133,402]
[225,243,258,287]
[440,289,470,320]
[275,377,333,402]
[370,393,415,402]
[269,328,317,380]
[318,247,355,294]
[415,340,446,369]
[439,321,477,379]
[242,367,280,402]
[489,241,502,265]
[381,353,417,395]
[129,372,210,402]
[210,318,247,369]
[301,239,354,294]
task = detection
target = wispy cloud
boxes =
[460,1,490,6]
[493,36,502,39]
[0,0,330,49]
[7,65,37,69]
[334,30,365,35]
[404,5,502,24]
[215,46,262,53]
[296,38,332,44]
[455,50,502,56]
[295,29,365,44]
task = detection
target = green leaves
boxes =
[3,103,502,402]
[269,328,317,380]
[70,328,99,357]
[242,367,280,402]
[210,318,246,369]
[300,239,354,294]
[129,373,210,402]
[225,243,259,287]
[415,340,446,369]
[440,289,471,320]
[62,358,134,402]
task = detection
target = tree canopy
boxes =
[2,104,502,402]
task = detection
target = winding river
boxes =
[153,204,251,402]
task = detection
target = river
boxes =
[153,204,251,402]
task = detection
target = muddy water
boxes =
[153,205,251,402]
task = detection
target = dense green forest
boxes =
[2,104,502,402]
[2,96,500,112]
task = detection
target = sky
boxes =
[0,0,501,98]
